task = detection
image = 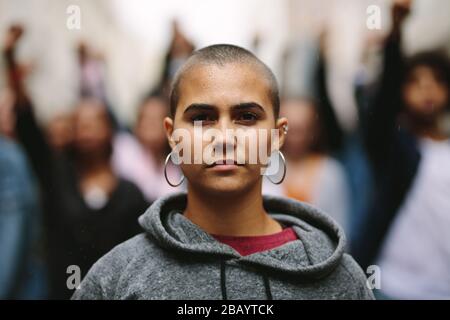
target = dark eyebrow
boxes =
[231,102,265,113]
[183,102,265,116]
[183,103,217,114]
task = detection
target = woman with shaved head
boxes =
[73,44,373,300]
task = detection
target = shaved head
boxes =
[169,44,280,118]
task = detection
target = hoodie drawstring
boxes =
[220,260,228,300]
[220,260,273,300]
[262,275,273,300]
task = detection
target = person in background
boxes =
[77,41,107,102]
[0,136,47,300]
[352,0,450,299]
[76,40,121,130]
[3,24,149,299]
[45,112,74,153]
[112,94,183,202]
[264,97,350,232]
[156,20,195,97]
[264,35,349,232]
[0,87,17,140]
[1,26,48,300]
[2,24,30,106]
[13,97,149,300]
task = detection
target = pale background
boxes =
[1,0,449,127]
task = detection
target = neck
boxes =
[411,118,448,141]
[145,146,166,168]
[76,153,111,174]
[183,181,282,237]
[287,152,322,164]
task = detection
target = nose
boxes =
[216,116,233,132]
[211,118,237,157]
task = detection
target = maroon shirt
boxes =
[212,227,298,256]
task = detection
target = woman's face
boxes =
[73,101,113,157]
[135,98,168,153]
[403,66,449,121]
[164,62,287,196]
[281,99,319,159]
[46,113,74,151]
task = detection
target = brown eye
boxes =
[236,112,258,123]
[191,113,215,124]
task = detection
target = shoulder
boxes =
[0,139,35,187]
[116,178,148,205]
[0,138,26,166]
[337,254,375,300]
[321,157,346,178]
[92,232,160,270]
[318,157,348,191]
[71,233,160,300]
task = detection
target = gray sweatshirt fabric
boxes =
[71,192,374,300]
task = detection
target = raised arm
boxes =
[363,1,411,166]
[315,34,344,154]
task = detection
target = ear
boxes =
[164,117,176,149]
[274,117,288,151]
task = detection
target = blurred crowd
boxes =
[1,0,450,300]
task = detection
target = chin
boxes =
[200,177,255,196]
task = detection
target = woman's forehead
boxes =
[176,63,272,111]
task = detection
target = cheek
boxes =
[232,135,255,165]
[434,86,449,106]
[403,85,421,106]
[97,125,112,141]
[180,163,202,178]
[260,133,274,165]
[263,126,282,157]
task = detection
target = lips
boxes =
[206,159,240,168]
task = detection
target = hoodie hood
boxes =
[138,192,346,280]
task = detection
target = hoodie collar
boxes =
[139,192,346,279]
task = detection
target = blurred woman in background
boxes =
[45,112,74,154]
[13,97,148,299]
[264,97,350,231]
[353,0,450,299]
[113,94,183,202]
[263,31,349,231]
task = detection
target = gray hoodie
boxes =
[72,192,374,300]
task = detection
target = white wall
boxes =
[1,0,449,127]
[0,0,289,125]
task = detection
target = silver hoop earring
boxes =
[164,152,185,187]
[266,150,287,185]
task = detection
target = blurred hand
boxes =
[3,24,24,51]
[392,0,412,31]
[19,62,35,79]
